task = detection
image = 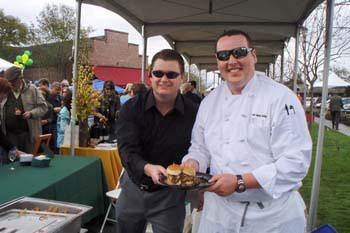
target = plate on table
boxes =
[159,172,214,190]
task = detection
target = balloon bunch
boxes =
[13,50,33,69]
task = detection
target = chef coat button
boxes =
[225,141,230,144]
[239,139,245,142]
[241,114,247,118]
[225,118,229,122]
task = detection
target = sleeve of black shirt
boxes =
[115,99,148,184]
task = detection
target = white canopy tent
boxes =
[314,71,350,88]
[0,58,13,72]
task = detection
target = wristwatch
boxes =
[235,175,246,193]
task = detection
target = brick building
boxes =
[23,29,150,86]
[89,29,150,87]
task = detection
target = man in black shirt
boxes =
[115,49,199,233]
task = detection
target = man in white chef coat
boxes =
[182,29,312,233]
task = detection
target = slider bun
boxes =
[182,165,196,176]
[167,164,182,176]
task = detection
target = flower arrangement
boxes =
[75,64,101,122]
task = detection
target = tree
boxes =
[30,4,93,81]
[0,9,29,57]
[0,9,29,47]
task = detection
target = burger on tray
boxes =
[166,164,201,186]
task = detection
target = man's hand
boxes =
[53,107,61,113]
[201,173,237,197]
[41,119,48,125]
[182,159,199,172]
[23,111,32,119]
[144,164,167,184]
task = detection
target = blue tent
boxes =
[92,79,124,94]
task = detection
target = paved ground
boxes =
[315,117,350,136]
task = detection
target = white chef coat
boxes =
[183,72,312,233]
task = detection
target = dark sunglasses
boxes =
[151,70,180,79]
[216,47,253,61]
[105,88,113,91]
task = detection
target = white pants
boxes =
[198,191,306,233]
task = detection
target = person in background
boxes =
[57,90,72,149]
[61,87,70,99]
[61,79,70,90]
[38,87,54,136]
[95,80,121,140]
[181,82,202,105]
[47,82,62,153]
[115,49,199,233]
[0,78,24,165]
[182,30,312,233]
[188,80,203,99]
[120,83,133,105]
[130,83,147,96]
[38,78,50,89]
[1,66,48,153]
[329,94,343,130]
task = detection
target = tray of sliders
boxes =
[159,164,214,190]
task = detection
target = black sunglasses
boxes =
[151,70,180,79]
[216,47,253,61]
[105,88,113,90]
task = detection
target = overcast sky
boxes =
[1,0,171,62]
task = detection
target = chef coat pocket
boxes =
[246,116,271,154]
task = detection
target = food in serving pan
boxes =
[166,164,201,186]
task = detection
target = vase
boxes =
[79,118,90,147]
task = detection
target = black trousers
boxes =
[331,111,340,129]
[7,131,32,154]
[115,172,186,233]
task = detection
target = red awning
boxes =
[93,66,150,87]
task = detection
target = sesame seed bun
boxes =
[167,164,182,176]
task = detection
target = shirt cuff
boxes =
[252,163,278,198]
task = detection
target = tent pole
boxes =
[198,66,202,92]
[293,26,301,93]
[187,57,191,81]
[280,44,284,83]
[272,60,276,80]
[205,70,208,88]
[307,0,334,231]
[70,0,82,156]
[141,25,147,84]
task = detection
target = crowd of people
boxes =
[1,29,312,233]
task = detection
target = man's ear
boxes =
[252,49,258,64]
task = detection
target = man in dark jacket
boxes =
[329,94,343,130]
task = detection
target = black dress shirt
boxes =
[116,90,199,191]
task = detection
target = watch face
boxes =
[237,184,246,193]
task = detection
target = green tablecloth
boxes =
[0,155,108,223]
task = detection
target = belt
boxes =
[138,183,166,192]
[240,201,265,227]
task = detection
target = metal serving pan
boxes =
[0,197,92,233]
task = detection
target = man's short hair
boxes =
[4,66,22,81]
[38,78,49,86]
[188,80,197,89]
[131,83,147,96]
[149,49,185,77]
[215,30,254,52]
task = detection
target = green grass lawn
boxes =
[300,123,350,232]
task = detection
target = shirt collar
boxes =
[145,90,185,115]
[223,72,258,98]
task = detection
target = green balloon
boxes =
[24,50,31,56]
[16,55,22,63]
[26,59,33,66]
